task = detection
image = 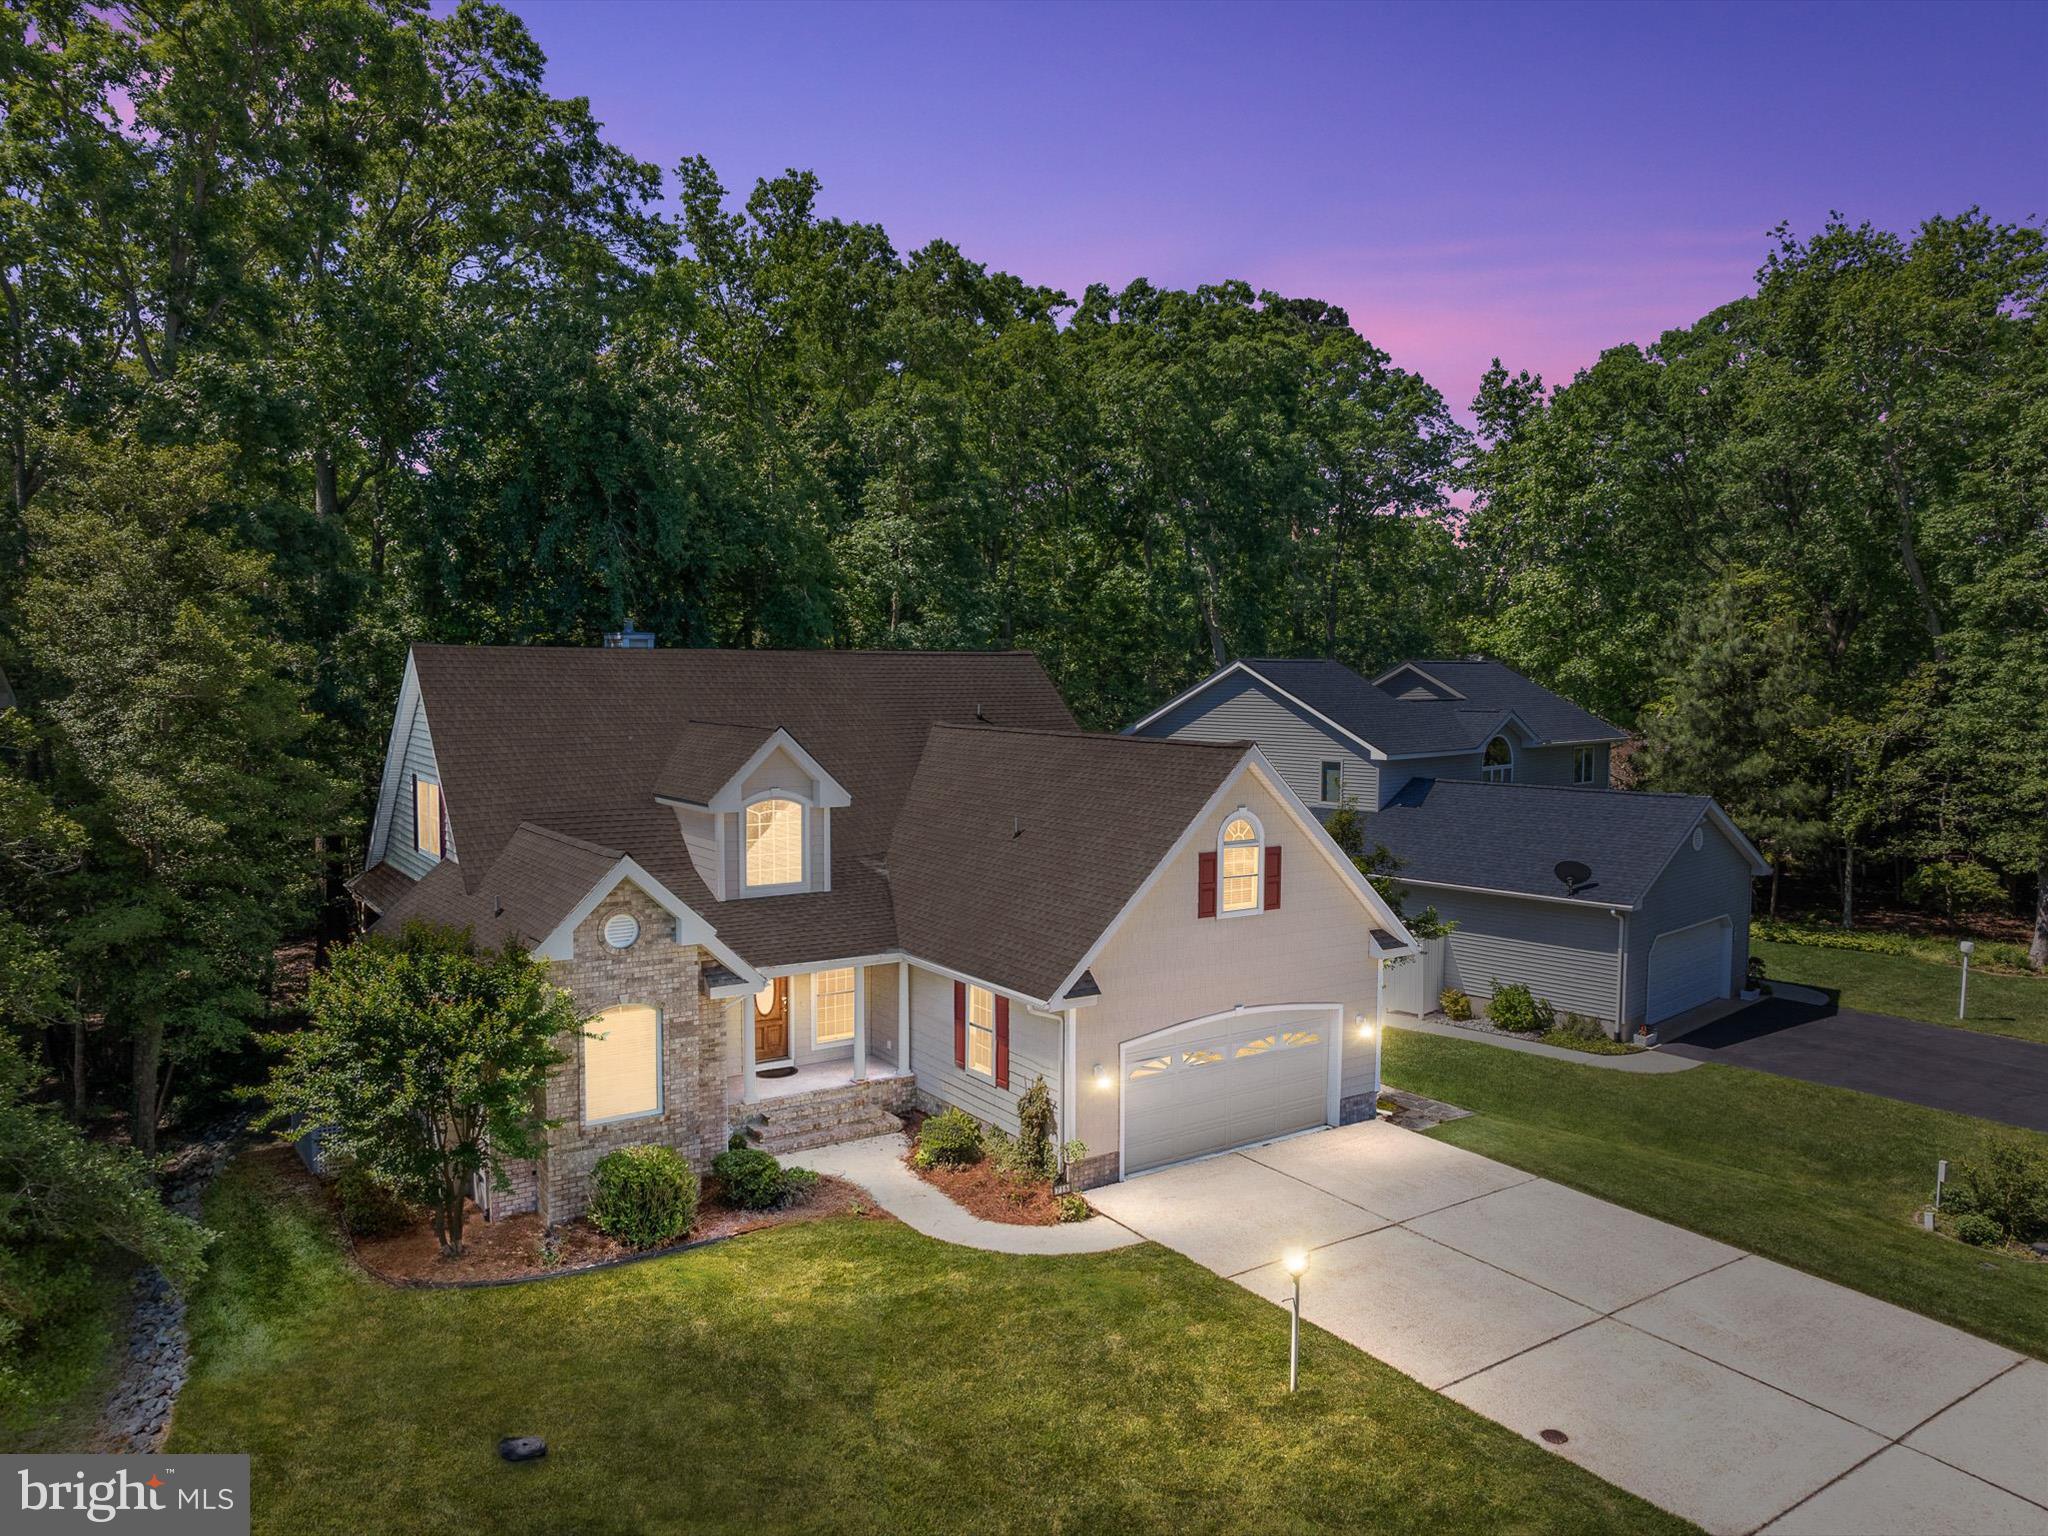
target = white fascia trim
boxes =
[704,728,852,813]
[1397,874,1638,912]
[530,857,766,989]
[758,952,901,977]
[1369,662,1467,700]
[365,652,422,866]
[1125,660,1390,762]
[1045,747,1418,1006]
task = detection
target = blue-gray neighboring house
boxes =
[1129,657,1769,1037]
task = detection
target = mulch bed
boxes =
[322,1160,886,1286]
[898,1112,1064,1226]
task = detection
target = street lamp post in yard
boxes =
[1959,940,1974,1019]
[1283,1249,1309,1392]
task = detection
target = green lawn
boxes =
[170,1150,1692,1536]
[1753,935,2048,1045]
[1385,1029,2048,1360]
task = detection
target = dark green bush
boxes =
[333,1154,416,1238]
[915,1107,984,1168]
[1016,1077,1057,1177]
[1946,1139,2048,1244]
[711,1146,815,1210]
[588,1145,698,1248]
[1438,987,1472,1021]
[1487,981,1554,1034]
[1954,1212,2003,1247]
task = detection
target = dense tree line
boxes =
[0,0,2042,1197]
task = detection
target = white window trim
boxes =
[1217,807,1265,920]
[965,984,996,1079]
[1319,761,1343,805]
[583,1003,664,1127]
[412,774,444,861]
[1573,746,1597,785]
[812,966,857,1047]
[741,789,810,894]
[1481,736,1515,784]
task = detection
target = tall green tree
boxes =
[20,439,335,1152]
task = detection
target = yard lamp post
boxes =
[1959,940,1974,1020]
[1282,1249,1309,1392]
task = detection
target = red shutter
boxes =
[953,980,967,1068]
[994,996,1011,1089]
[1264,845,1282,911]
[1197,850,1218,918]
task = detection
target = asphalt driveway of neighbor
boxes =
[1086,1121,2048,1536]
[1660,995,2048,1133]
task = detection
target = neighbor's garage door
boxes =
[1646,918,1731,1025]
[1122,1007,1338,1176]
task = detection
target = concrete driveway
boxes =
[1086,1121,2048,1536]
[1661,996,2048,1132]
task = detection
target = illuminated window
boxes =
[966,984,995,1078]
[814,967,856,1045]
[413,777,443,860]
[1221,814,1262,913]
[1129,1055,1171,1079]
[744,797,803,888]
[1482,737,1514,783]
[1182,1048,1224,1068]
[585,1005,660,1123]
[1235,1036,1275,1058]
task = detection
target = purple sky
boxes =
[507,0,2045,417]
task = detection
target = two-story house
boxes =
[1130,658,1767,1037]
[348,644,1417,1220]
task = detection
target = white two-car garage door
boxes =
[1646,918,1732,1025]
[1121,1005,1342,1176]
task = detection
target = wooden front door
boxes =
[753,978,790,1062]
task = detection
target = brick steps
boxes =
[746,1109,904,1156]
[732,1074,915,1158]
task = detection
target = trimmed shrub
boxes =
[711,1146,814,1211]
[1438,987,1473,1021]
[1488,981,1554,1034]
[1056,1193,1091,1223]
[1946,1138,2048,1244]
[333,1155,416,1238]
[916,1107,984,1168]
[589,1145,699,1248]
[1016,1077,1057,1177]
[1954,1213,2003,1247]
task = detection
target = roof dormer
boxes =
[654,722,850,900]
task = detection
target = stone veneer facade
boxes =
[519,879,730,1227]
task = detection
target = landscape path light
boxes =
[1282,1249,1310,1391]
[1959,940,1974,1019]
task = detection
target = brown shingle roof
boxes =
[888,724,1251,1000]
[652,719,781,805]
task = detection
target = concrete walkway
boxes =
[1391,1015,1702,1072]
[1087,1121,2047,1536]
[790,1133,1141,1255]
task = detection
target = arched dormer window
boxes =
[744,794,806,889]
[1482,736,1515,784]
[1219,810,1264,915]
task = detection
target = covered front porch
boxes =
[724,956,913,1106]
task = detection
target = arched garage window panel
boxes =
[1219,812,1263,914]
[744,796,805,888]
[1482,736,1514,783]
[585,1004,661,1124]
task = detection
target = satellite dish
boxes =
[1555,860,1593,896]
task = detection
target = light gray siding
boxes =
[907,965,1061,1136]
[385,697,446,880]
[1517,743,1610,788]
[1419,888,1622,1025]
[1627,823,1755,1025]
[865,962,905,1071]
[1139,671,1378,810]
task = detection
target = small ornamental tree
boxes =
[260,923,579,1256]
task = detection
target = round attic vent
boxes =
[603,913,640,950]
[1692,827,1704,851]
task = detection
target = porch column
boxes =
[851,964,868,1082]
[1060,1008,1079,1149]
[1373,959,1386,1100]
[740,993,760,1105]
[897,960,911,1071]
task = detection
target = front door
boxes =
[753,978,790,1063]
